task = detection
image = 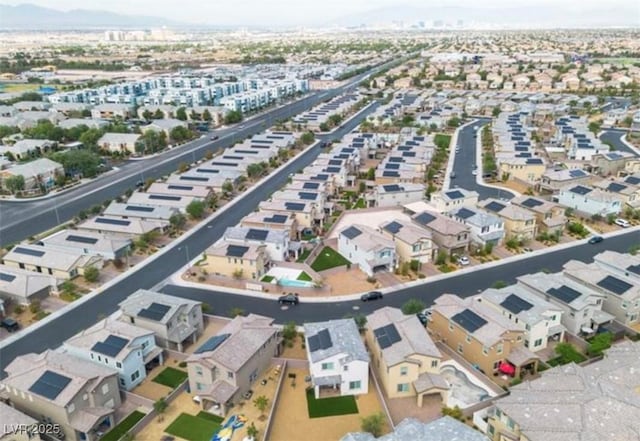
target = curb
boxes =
[474,121,521,198]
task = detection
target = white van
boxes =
[614,218,630,228]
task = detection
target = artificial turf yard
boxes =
[310,247,350,272]
[165,412,222,441]
[152,367,188,388]
[306,388,359,418]
[101,410,145,441]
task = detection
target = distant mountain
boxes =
[0,3,184,29]
[325,4,640,28]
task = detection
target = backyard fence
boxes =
[369,365,395,430]
[262,360,288,441]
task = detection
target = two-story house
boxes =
[428,294,539,378]
[338,224,396,276]
[557,184,622,216]
[411,211,470,256]
[187,314,281,417]
[510,195,566,234]
[222,226,291,261]
[480,199,537,241]
[366,307,447,407]
[1,351,121,441]
[63,318,163,391]
[118,290,203,352]
[593,178,640,210]
[372,183,426,208]
[304,319,370,399]
[0,401,42,441]
[428,189,479,213]
[447,207,505,247]
[240,211,298,240]
[204,241,269,281]
[378,219,436,266]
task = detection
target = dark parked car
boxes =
[210,135,219,140]
[416,313,428,326]
[278,293,299,305]
[361,291,383,301]
[588,236,604,244]
[135,180,144,188]
[1,317,19,332]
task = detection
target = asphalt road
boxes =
[160,229,640,323]
[600,129,638,157]
[0,101,378,375]
[450,119,516,200]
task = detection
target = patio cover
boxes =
[70,407,113,433]
[413,372,449,394]
[202,380,238,404]
[506,346,539,367]
[592,309,615,325]
[143,346,164,364]
[312,374,341,387]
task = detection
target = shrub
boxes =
[587,332,612,357]
[84,266,99,283]
[401,298,426,315]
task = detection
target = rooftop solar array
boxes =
[383,221,403,234]
[13,247,45,257]
[625,176,640,185]
[66,234,98,245]
[569,185,592,196]
[95,217,131,226]
[547,285,582,304]
[194,334,230,354]
[383,184,402,192]
[180,176,208,182]
[596,275,633,295]
[627,264,640,276]
[0,272,16,282]
[485,201,506,212]
[167,184,193,190]
[456,208,476,220]
[226,245,249,258]
[125,205,154,212]
[264,214,289,224]
[526,158,544,165]
[284,202,305,211]
[342,226,362,239]
[500,294,534,314]
[137,302,170,321]
[414,212,435,225]
[149,194,182,201]
[569,169,586,178]
[451,309,488,333]
[246,229,269,241]
[373,324,401,349]
[91,334,129,357]
[303,182,320,189]
[308,328,333,352]
[521,198,543,208]
[299,192,317,200]
[446,190,465,200]
[607,182,627,193]
[29,370,72,400]
[382,171,400,177]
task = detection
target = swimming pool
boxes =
[440,363,492,409]
[278,278,314,288]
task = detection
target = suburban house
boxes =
[118,289,203,352]
[428,294,539,378]
[0,350,121,441]
[304,319,370,399]
[0,158,64,191]
[38,229,131,261]
[476,286,565,352]
[479,199,537,241]
[187,314,281,417]
[411,211,470,256]
[557,184,622,216]
[142,118,188,136]
[366,307,446,407]
[486,340,640,441]
[1,244,102,280]
[77,216,169,239]
[91,103,132,119]
[258,199,323,229]
[510,195,567,234]
[447,207,505,247]
[590,151,636,177]
[146,182,212,201]
[221,226,291,262]
[338,224,396,276]
[204,241,269,280]
[240,211,298,240]
[593,250,640,282]
[378,219,435,265]
[0,264,56,306]
[126,192,196,213]
[63,318,163,391]
[0,401,42,441]
[498,157,546,184]
[342,416,489,441]
[592,177,640,210]
[372,183,426,208]
[539,168,592,194]
[562,259,640,327]
[97,133,141,154]
[516,272,613,336]
[428,189,479,213]
[103,202,177,222]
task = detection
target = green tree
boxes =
[153,109,164,119]
[246,422,258,439]
[253,395,269,417]
[224,110,243,125]
[170,126,191,142]
[588,121,602,135]
[229,307,245,317]
[447,117,461,128]
[300,131,315,145]
[176,107,188,121]
[361,413,385,437]
[202,109,212,122]
[401,298,426,315]
[136,130,167,154]
[441,405,464,421]
[4,174,25,193]
[78,128,104,150]
[222,180,234,194]
[435,250,448,265]
[153,397,168,417]
[0,125,20,139]
[492,280,508,289]
[83,266,99,283]
[587,332,612,357]
[142,109,153,120]
[366,167,375,180]
[282,321,297,344]
[186,200,205,219]
[169,212,186,230]
[51,150,101,178]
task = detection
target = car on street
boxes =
[210,135,219,140]
[472,170,477,175]
[278,293,299,305]
[615,218,630,228]
[522,247,533,253]
[457,255,470,266]
[1,317,19,333]
[361,291,383,301]
[135,180,144,188]
[450,171,456,179]
[588,235,604,244]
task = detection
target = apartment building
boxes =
[0,158,64,191]
[97,133,141,154]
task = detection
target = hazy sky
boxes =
[3,0,637,25]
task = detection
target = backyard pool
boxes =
[440,361,495,409]
[278,278,314,288]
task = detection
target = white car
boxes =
[615,218,630,228]
[457,256,470,266]
[471,170,477,175]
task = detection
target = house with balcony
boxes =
[516,272,612,336]
[510,195,566,234]
[411,211,470,256]
[590,151,636,177]
[63,318,163,391]
[557,184,623,216]
[428,189,479,213]
[204,241,269,281]
[428,294,539,378]
[118,289,203,352]
[378,219,435,266]
[447,207,505,247]
[187,314,281,417]
[476,286,565,352]
[338,224,396,276]
[304,319,369,399]
[479,199,537,241]
[366,307,446,407]
[0,350,121,441]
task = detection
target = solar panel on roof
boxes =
[569,169,586,178]
[402,152,416,157]
[446,190,464,200]
[569,185,591,195]
[500,294,534,314]
[29,370,71,400]
[138,302,170,321]
[526,158,543,165]
[456,208,476,220]
[373,324,401,349]
[388,157,404,163]
[625,176,640,185]
[328,159,342,166]
[308,328,333,352]
[196,168,220,174]
[521,198,543,208]
[180,176,208,182]
[597,275,633,295]
[382,171,400,177]
[66,234,98,245]
[325,167,340,173]
[485,201,506,212]
[265,214,288,223]
[627,264,640,276]
[342,226,362,239]
[415,212,435,225]
[0,272,16,282]
[451,309,488,333]
[385,163,401,170]
[303,182,319,189]
[125,205,155,212]
[284,202,305,211]
[547,285,581,303]
[149,194,181,201]
[226,245,249,258]
[95,217,131,226]
[91,334,129,357]
[246,229,269,241]
[13,247,45,257]
[167,184,193,190]
[383,221,403,234]
[299,192,317,200]
[607,182,627,193]
[194,334,230,354]
[383,184,402,192]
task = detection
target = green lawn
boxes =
[297,271,313,281]
[152,367,188,388]
[354,198,366,209]
[306,388,358,418]
[296,248,311,262]
[101,411,145,441]
[261,275,275,283]
[310,247,350,272]
[165,413,221,441]
[196,412,224,424]
[434,133,452,150]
